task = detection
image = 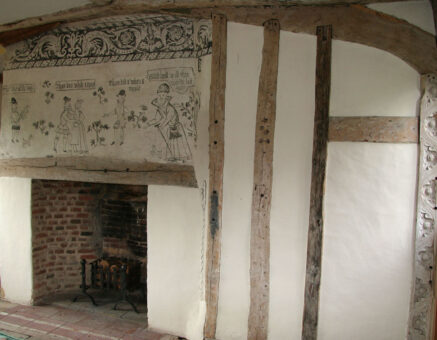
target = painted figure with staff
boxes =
[147,83,192,162]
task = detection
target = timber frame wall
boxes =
[0,1,433,339]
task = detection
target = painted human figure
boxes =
[10,97,28,143]
[111,90,128,146]
[148,83,192,161]
[54,96,72,152]
[65,99,88,153]
[74,99,88,153]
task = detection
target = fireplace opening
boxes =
[31,179,147,315]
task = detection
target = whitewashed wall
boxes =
[318,143,417,340]
[0,177,33,305]
[147,185,205,340]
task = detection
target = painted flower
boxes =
[118,30,136,47]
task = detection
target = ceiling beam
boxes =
[0,3,434,75]
[0,0,416,33]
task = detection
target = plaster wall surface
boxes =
[330,40,420,117]
[216,22,262,340]
[147,185,204,340]
[368,0,435,35]
[0,177,33,305]
[268,30,316,340]
[318,143,417,340]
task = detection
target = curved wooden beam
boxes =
[188,5,437,74]
[0,3,434,74]
[0,0,416,34]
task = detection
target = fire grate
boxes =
[73,257,144,313]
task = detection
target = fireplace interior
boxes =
[31,179,147,312]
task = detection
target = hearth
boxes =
[31,179,148,312]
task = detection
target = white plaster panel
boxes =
[0,177,33,305]
[368,0,435,35]
[268,31,316,340]
[330,40,420,117]
[215,22,263,340]
[147,185,204,339]
[318,142,417,340]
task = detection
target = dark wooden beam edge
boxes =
[329,116,419,143]
[247,19,280,340]
[0,0,416,34]
[0,157,197,187]
[0,4,434,75]
[0,22,61,47]
[204,13,226,339]
[302,24,332,340]
[431,0,437,47]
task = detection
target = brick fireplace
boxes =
[31,180,147,304]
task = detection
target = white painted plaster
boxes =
[215,22,263,340]
[147,185,204,340]
[268,30,316,340]
[0,177,32,305]
[330,40,420,117]
[368,0,435,35]
[318,143,417,340]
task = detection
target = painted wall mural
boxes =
[1,15,212,165]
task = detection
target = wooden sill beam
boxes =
[0,157,197,187]
[328,116,419,143]
[0,4,434,75]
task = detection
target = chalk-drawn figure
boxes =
[54,96,73,152]
[67,99,88,153]
[147,83,192,162]
[108,90,128,145]
[10,97,29,143]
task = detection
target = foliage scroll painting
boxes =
[1,15,212,164]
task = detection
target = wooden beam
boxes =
[0,0,415,34]
[188,5,437,75]
[329,116,419,143]
[0,22,61,47]
[431,0,437,47]
[0,157,197,187]
[204,13,226,339]
[0,4,433,76]
[247,19,280,340]
[302,25,332,340]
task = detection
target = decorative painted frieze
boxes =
[5,15,212,70]
[409,74,437,340]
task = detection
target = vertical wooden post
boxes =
[301,25,332,340]
[204,13,227,340]
[247,19,280,340]
[408,74,437,340]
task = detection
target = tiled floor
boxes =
[0,297,181,340]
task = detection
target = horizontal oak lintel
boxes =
[0,156,197,187]
[328,116,418,143]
